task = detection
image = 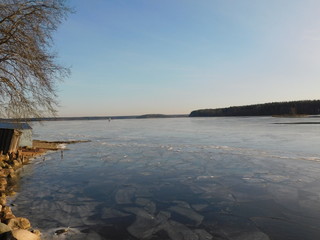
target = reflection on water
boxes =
[10,117,320,239]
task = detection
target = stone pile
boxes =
[0,151,42,240]
[0,140,89,240]
[0,140,68,240]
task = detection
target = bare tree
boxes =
[0,0,70,119]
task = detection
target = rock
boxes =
[6,190,16,197]
[0,184,6,192]
[4,213,16,220]
[7,218,31,230]
[54,228,69,235]
[0,223,11,234]
[0,169,11,178]
[3,207,15,220]
[3,206,11,214]
[17,218,31,230]
[31,230,41,237]
[8,173,16,179]
[12,229,40,240]
[0,231,17,240]
[0,178,7,185]
[0,197,6,206]
[0,170,8,178]
[12,161,21,169]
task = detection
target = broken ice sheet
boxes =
[251,217,319,240]
[261,174,289,183]
[231,231,270,240]
[161,220,200,240]
[267,183,299,210]
[101,208,130,219]
[195,175,217,181]
[42,227,104,240]
[135,187,153,198]
[11,119,320,239]
[127,211,170,239]
[114,186,136,204]
[126,209,210,240]
[169,204,204,226]
[204,213,270,240]
[193,229,213,240]
[135,198,157,215]
[242,177,266,183]
[123,207,155,219]
[191,204,209,211]
[228,183,270,202]
[231,199,287,220]
[127,215,159,239]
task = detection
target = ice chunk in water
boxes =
[231,231,270,240]
[127,215,158,239]
[127,210,170,239]
[169,205,204,226]
[162,220,199,240]
[42,227,103,240]
[114,186,136,204]
[193,229,213,240]
[124,207,155,219]
[135,198,157,214]
[191,204,208,211]
[101,208,131,219]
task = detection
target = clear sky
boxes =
[53,0,320,117]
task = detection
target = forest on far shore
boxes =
[189,100,320,117]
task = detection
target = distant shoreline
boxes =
[3,113,320,123]
[2,114,189,122]
[190,100,320,117]
[274,122,320,125]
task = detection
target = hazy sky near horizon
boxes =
[54,0,320,117]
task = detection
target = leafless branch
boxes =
[0,0,71,119]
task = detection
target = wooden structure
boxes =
[0,123,32,154]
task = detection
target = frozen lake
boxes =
[10,117,320,239]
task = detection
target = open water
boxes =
[9,117,320,239]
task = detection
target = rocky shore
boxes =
[0,140,88,240]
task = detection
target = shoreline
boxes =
[0,140,89,240]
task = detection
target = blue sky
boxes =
[54,0,320,117]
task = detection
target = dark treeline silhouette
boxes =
[189,100,320,117]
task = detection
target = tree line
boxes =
[189,100,320,117]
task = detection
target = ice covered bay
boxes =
[10,117,320,239]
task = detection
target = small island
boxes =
[189,100,320,117]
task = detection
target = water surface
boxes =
[11,117,320,239]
